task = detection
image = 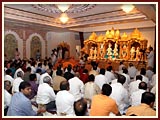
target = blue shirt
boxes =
[7,92,37,116]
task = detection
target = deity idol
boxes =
[136,47,141,61]
[89,47,94,59]
[130,46,136,60]
[93,47,97,59]
[100,43,104,58]
[107,43,113,57]
[122,44,127,59]
[113,43,118,58]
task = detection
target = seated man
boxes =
[126,92,156,116]
[130,82,147,106]
[56,81,75,116]
[90,84,121,116]
[36,76,56,111]
[74,98,88,116]
[4,81,12,116]
[7,81,45,116]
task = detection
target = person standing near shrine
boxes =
[146,46,154,68]
[36,49,41,61]
[15,48,20,60]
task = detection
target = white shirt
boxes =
[68,77,84,101]
[105,71,115,83]
[151,74,156,87]
[4,75,14,86]
[110,82,129,114]
[119,64,125,71]
[84,82,101,100]
[142,75,149,84]
[128,66,138,79]
[91,67,100,73]
[146,70,154,81]
[121,73,130,90]
[36,73,41,84]
[12,77,24,93]
[4,89,12,109]
[56,90,75,116]
[94,74,109,89]
[36,83,56,104]
[129,80,141,96]
[31,66,36,74]
[130,89,146,106]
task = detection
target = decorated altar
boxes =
[82,28,148,62]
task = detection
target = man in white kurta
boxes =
[36,76,56,110]
[4,81,12,115]
[130,82,147,106]
[12,71,24,94]
[68,73,84,101]
[56,81,75,116]
[128,63,138,80]
[110,74,129,114]
[94,68,109,89]
[150,73,156,88]
[84,75,101,103]
[140,68,149,85]
[121,68,130,90]
[105,66,115,84]
[129,75,142,96]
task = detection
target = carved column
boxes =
[45,40,48,58]
[23,30,26,59]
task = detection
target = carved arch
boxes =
[26,33,45,59]
[4,30,23,59]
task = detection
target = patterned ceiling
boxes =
[4,3,156,32]
[32,4,96,14]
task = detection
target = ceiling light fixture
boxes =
[121,4,135,13]
[59,13,69,24]
[56,4,70,12]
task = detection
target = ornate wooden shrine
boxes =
[82,28,148,61]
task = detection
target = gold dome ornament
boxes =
[131,28,141,39]
[89,32,97,41]
[121,32,128,41]
[97,34,104,42]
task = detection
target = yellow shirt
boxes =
[126,103,156,116]
[90,94,119,116]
